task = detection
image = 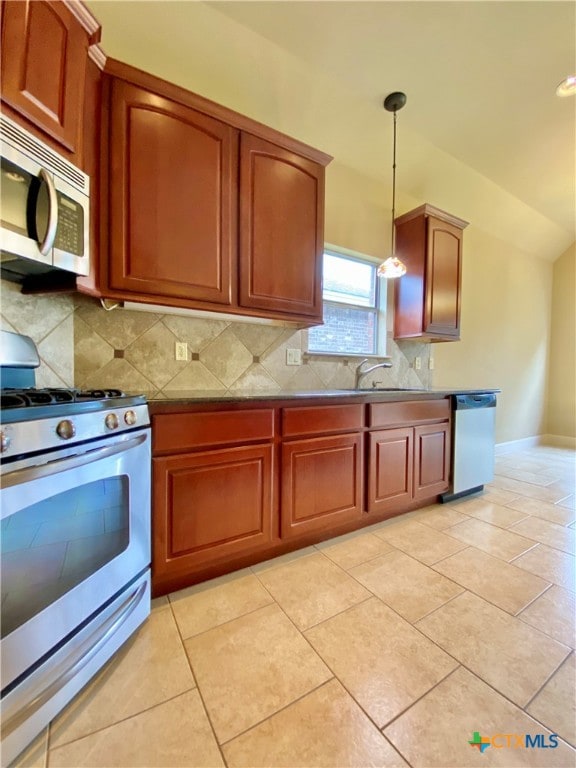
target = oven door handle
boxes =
[1,579,148,738]
[1,432,148,489]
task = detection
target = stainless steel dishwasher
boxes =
[441,393,497,502]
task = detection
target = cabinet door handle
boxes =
[37,168,58,256]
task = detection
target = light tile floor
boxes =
[12,445,576,768]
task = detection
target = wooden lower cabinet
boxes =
[281,433,363,538]
[153,443,274,589]
[368,427,414,513]
[414,422,451,500]
[367,421,450,514]
[150,397,452,595]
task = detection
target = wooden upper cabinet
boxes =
[239,134,324,320]
[394,204,468,341]
[107,79,237,305]
[91,60,331,322]
[0,0,100,156]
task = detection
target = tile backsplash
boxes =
[1,281,431,394]
[0,280,75,387]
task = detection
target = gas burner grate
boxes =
[75,389,124,400]
[1,393,28,409]
[0,388,126,409]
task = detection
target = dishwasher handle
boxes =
[453,393,497,410]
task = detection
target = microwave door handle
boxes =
[37,168,58,256]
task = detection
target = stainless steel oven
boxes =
[0,331,151,764]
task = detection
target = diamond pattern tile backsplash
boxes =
[73,295,432,396]
[1,280,75,388]
[1,281,432,395]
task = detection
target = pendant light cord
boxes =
[391,108,398,258]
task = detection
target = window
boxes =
[308,247,387,356]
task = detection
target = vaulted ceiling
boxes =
[88,1,575,259]
[212,1,575,237]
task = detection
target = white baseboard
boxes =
[496,434,576,454]
[540,434,576,449]
[495,436,540,455]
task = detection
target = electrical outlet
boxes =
[286,348,302,366]
[429,357,435,370]
[175,342,188,361]
[414,357,422,370]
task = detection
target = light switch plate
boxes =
[175,342,188,361]
[286,348,302,366]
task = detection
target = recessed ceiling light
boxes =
[556,75,576,97]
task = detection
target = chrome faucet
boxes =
[354,358,393,388]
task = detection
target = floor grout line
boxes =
[522,648,574,711]
[40,445,575,767]
[167,599,229,768]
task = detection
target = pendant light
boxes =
[377,91,407,279]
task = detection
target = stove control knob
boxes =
[105,413,119,430]
[56,420,76,440]
[124,410,137,426]
[0,430,11,453]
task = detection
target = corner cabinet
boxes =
[0,0,101,158]
[96,59,330,325]
[394,204,468,341]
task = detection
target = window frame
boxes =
[306,245,388,358]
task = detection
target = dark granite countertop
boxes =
[147,387,500,407]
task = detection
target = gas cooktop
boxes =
[0,387,148,431]
[0,387,127,409]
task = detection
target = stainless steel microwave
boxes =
[0,115,90,281]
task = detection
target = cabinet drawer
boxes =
[153,409,274,453]
[282,404,364,437]
[369,399,450,428]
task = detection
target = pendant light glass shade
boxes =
[378,91,407,279]
[377,256,407,278]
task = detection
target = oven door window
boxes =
[1,476,129,639]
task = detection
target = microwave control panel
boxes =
[55,193,84,256]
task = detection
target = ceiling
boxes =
[211,1,575,240]
[88,0,575,257]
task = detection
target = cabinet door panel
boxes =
[153,444,273,580]
[282,434,362,538]
[108,80,237,304]
[424,216,462,337]
[414,422,450,499]
[1,0,87,152]
[368,428,413,513]
[239,133,323,319]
